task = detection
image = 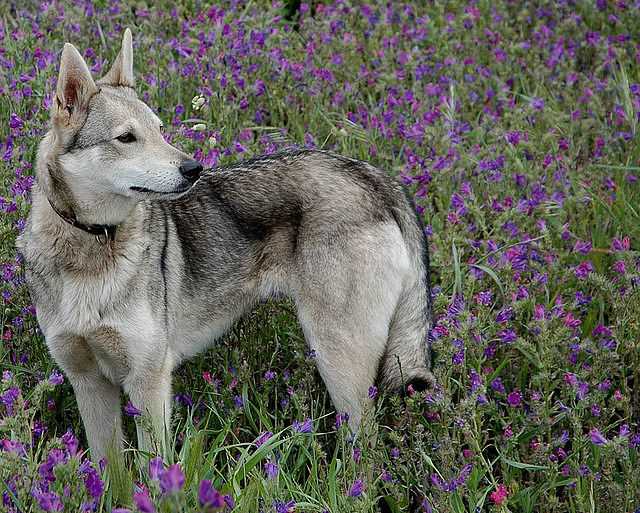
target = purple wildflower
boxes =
[573,240,592,254]
[469,369,482,392]
[476,290,493,305]
[452,464,473,489]
[381,469,393,482]
[589,428,608,446]
[9,113,23,130]
[61,430,79,456]
[48,370,64,386]
[148,457,163,480]
[611,237,630,251]
[495,307,513,324]
[490,378,505,393]
[574,261,593,279]
[578,465,591,476]
[507,390,522,407]
[255,431,273,447]
[124,401,142,417]
[224,495,235,509]
[498,329,517,344]
[530,97,545,110]
[33,490,63,512]
[133,489,156,513]
[159,464,185,494]
[83,466,104,499]
[335,412,349,428]
[0,387,20,416]
[273,500,296,513]
[577,382,589,401]
[612,260,626,274]
[1,438,26,456]
[174,393,193,408]
[348,478,364,497]
[264,461,279,480]
[198,479,224,508]
[292,418,313,433]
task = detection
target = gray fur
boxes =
[17,32,434,462]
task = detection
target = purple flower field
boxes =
[1,0,640,511]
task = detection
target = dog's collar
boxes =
[47,198,117,244]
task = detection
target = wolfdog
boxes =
[17,30,434,462]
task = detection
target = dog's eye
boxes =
[159,125,165,133]
[116,132,136,143]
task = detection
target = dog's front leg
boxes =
[49,335,123,463]
[72,373,123,463]
[124,352,173,456]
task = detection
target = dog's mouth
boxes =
[129,185,192,195]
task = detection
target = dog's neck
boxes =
[46,195,118,243]
[31,184,139,243]
[27,184,149,277]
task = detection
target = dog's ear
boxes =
[98,28,134,87]
[54,43,98,126]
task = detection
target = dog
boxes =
[16,29,434,462]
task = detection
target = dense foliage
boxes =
[1,1,639,511]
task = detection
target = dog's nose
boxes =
[179,160,203,183]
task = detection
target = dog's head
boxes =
[41,29,201,224]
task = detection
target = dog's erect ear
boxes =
[54,43,98,125]
[98,28,134,87]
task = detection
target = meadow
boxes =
[1,0,640,511]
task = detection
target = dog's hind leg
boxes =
[293,224,407,430]
[295,303,386,429]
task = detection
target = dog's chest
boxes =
[42,257,147,338]
[60,270,126,330]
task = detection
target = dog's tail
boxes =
[379,188,435,393]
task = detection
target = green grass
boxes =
[1,1,640,512]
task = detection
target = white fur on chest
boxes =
[44,256,141,338]
[62,272,124,331]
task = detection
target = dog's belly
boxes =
[169,306,250,363]
[168,277,284,363]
